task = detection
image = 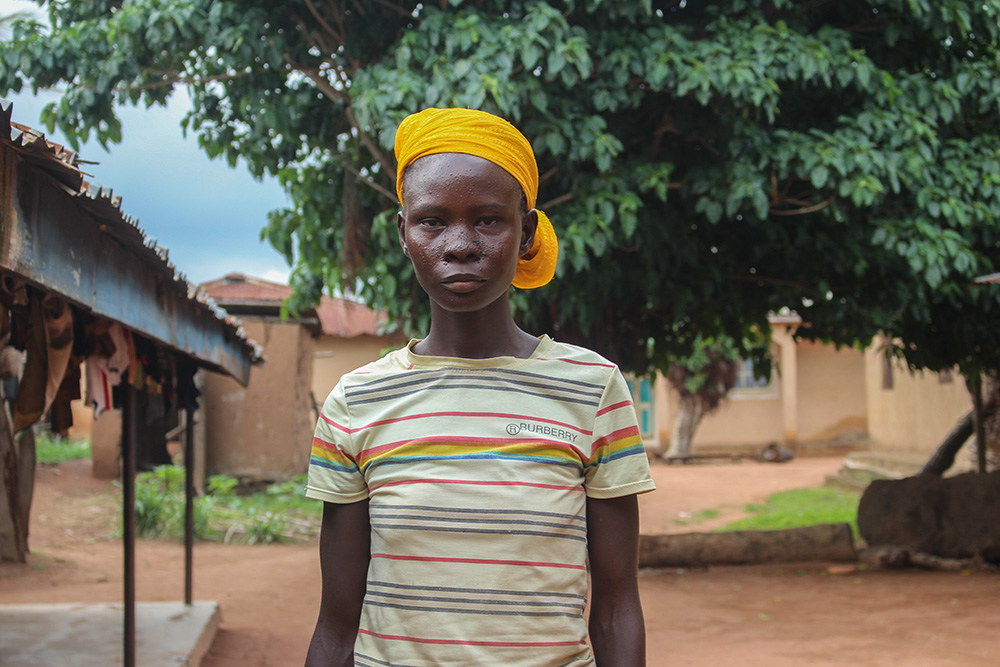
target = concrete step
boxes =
[0,601,220,666]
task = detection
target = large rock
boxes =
[858,471,1000,562]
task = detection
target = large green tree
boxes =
[4,0,1000,380]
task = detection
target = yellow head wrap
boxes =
[394,107,558,290]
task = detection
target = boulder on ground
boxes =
[857,471,1000,562]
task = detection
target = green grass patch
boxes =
[717,487,861,539]
[35,432,91,464]
[120,465,321,544]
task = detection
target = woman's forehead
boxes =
[402,153,521,201]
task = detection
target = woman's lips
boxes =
[442,275,485,292]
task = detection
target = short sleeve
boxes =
[305,381,369,503]
[583,368,656,499]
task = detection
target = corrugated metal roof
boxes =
[200,273,389,338]
[0,99,263,371]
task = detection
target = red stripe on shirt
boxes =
[596,399,633,417]
[370,478,582,493]
[533,356,614,368]
[359,628,585,648]
[320,412,351,433]
[311,436,357,461]
[371,552,588,571]
[591,425,643,452]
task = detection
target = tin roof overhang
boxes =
[0,100,261,385]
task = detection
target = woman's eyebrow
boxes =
[410,201,510,216]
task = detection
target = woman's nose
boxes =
[443,225,480,261]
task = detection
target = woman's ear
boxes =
[397,211,410,258]
[520,209,539,257]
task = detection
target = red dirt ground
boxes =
[2,457,998,666]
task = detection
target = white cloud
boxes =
[1,2,295,286]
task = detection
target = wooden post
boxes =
[0,385,27,564]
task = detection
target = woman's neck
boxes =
[414,300,539,359]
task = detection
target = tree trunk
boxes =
[921,374,1000,477]
[665,395,704,458]
[983,373,1000,471]
[0,395,28,563]
[639,523,856,568]
[919,411,974,477]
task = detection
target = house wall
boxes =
[656,347,784,452]
[202,320,315,481]
[864,341,970,459]
[311,333,407,406]
[653,328,868,453]
[795,340,868,442]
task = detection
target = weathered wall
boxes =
[864,340,970,459]
[203,320,315,481]
[311,333,407,406]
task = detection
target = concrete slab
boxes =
[0,600,220,667]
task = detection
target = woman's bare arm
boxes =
[587,494,646,667]
[305,499,371,666]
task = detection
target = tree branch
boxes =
[770,195,835,216]
[330,147,398,203]
[540,193,573,209]
[293,63,396,185]
[302,0,345,45]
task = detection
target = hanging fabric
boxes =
[85,321,132,419]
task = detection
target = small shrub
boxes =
[35,431,91,464]
[242,508,288,545]
[119,465,319,544]
[133,476,172,537]
[207,474,239,497]
[121,465,213,541]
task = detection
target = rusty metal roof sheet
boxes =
[0,99,263,378]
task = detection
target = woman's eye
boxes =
[419,218,443,227]
[479,217,499,226]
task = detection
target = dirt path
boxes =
[2,457,998,666]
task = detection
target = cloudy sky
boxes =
[1,0,293,286]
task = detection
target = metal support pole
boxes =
[184,405,195,605]
[121,383,137,667]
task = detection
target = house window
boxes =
[625,377,656,442]
[733,359,770,391]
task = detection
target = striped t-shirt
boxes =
[306,335,656,666]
